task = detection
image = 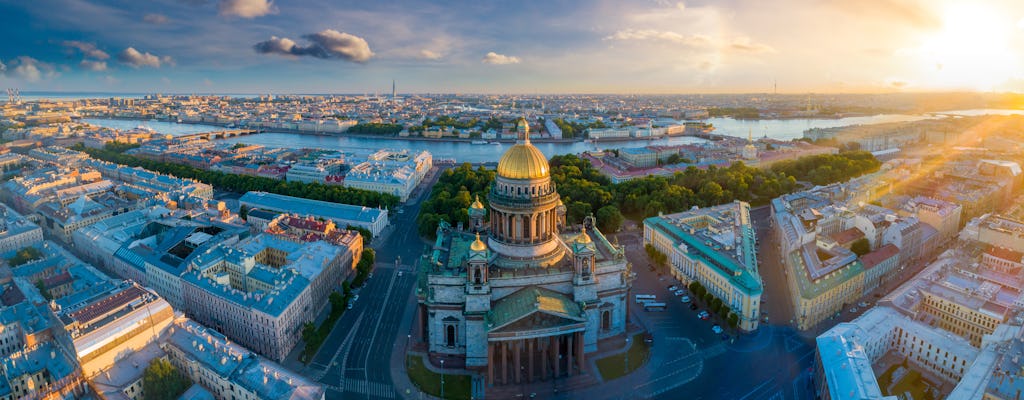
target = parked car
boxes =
[849,307,858,313]
[857,301,869,308]
[668,285,678,291]
[351,294,359,303]
[681,296,691,303]
[674,290,685,296]
[698,311,710,320]
[711,325,723,334]
[347,302,354,310]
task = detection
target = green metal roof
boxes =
[486,286,584,331]
[644,216,763,296]
[788,248,863,300]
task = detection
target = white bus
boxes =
[635,294,657,304]
[643,302,667,311]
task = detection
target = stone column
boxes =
[487,343,494,385]
[528,338,535,382]
[577,332,585,372]
[502,341,508,385]
[552,336,560,378]
[514,340,522,384]
[567,334,574,376]
[541,339,549,380]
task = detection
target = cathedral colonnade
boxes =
[486,331,586,385]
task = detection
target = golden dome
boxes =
[497,143,549,179]
[470,195,485,209]
[470,233,488,252]
[574,229,592,245]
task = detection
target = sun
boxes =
[914,3,1021,91]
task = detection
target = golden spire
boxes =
[470,232,488,252]
[470,195,484,209]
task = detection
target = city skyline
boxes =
[3,0,1024,94]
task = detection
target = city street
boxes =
[303,166,443,400]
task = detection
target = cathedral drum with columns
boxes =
[416,120,632,385]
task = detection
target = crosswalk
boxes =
[340,379,396,399]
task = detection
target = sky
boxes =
[2,0,1024,94]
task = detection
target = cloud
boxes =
[79,60,107,71]
[482,52,520,65]
[62,41,110,60]
[219,0,276,18]
[6,57,57,82]
[728,37,776,54]
[253,29,374,63]
[143,13,169,24]
[419,49,442,60]
[118,47,173,68]
[824,0,940,29]
[604,29,712,47]
[885,78,910,89]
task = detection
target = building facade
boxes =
[643,202,763,331]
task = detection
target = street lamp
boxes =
[624,336,631,374]
[440,359,445,399]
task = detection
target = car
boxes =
[368,272,373,279]
[857,301,869,308]
[849,307,859,313]
[681,296,691,303]
[397,271,403,277]
[698,311,710,320]
[674,290,685,296]
[351,294,359,302]
[346,302,353,310]
[668,285,678,291]
[762,315,769,323]
[643,333,654,344]
[689,303,699,310]
[711,325,723,334]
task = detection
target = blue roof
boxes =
[239,191,385,225]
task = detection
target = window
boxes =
[446,325,456,347]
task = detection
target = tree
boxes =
[142,359,191,400]
[688,281,701,294]
[711,298,723,314]
[728,313,740,329]
[346,225,373,242]
[8,246,43,267]
[34,280,51,301]
[238,204,249,221]
[851,238,871,257]
[595,205,624,233]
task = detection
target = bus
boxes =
[643,302,667,312]
[635,294,657,304]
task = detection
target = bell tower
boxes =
[571,227,598,303]
[464,233,491,367]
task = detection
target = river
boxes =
[83,108,1023,163]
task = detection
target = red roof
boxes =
[68,285,145,324]
[43,271,73,288]
[830,228,865,245]
[986,246,1024,263]
[861,244,900,269]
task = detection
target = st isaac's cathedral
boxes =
[417,120,631,385]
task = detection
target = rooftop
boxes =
[239,191,386,224]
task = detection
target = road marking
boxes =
[314,314,364,381]
[737,379,776,400]
[361,268,402,381]
[343,379,396,399]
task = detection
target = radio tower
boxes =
[391,80,396,103]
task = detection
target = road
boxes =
[604,225,816,400]
[304,166,443,400]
